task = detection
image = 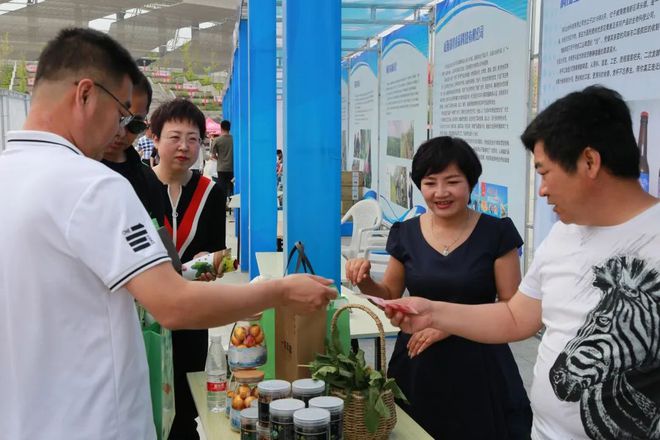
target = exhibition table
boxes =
[187,371,432,439]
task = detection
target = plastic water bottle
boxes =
[206,335,228,413]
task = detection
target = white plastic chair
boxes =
[340,198,383,260]
[364,205,426,249]
[362,205,426,280]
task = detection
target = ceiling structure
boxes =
[337,0,433,55]
[0,0,435,79]
[0,0,239,73]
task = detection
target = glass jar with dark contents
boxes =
[240,407,258,440]
[309,396,344,440]
[257,380,291,427]
[269,398,305,440]
[294,407,331,440]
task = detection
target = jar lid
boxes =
[294,408,331,427]
[269,398,305,417]
[234,369,265,382]
[258,379,291,394]
[292,379,325,395]
[308,396,344,412]
[240,407,258,421]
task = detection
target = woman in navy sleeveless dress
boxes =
[345,137,531,439]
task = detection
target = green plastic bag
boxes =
[326,295,351,355]
[142,321,175,440]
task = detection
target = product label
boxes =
[241,427,257,440]
[228,345,267,369]
[271,421,294,440]
[230,408,241,431]
[640,172,650,193]
[182,253,215,280]
[207,381,227,392]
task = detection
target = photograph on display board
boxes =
[387,165,410,208]
[628,100,659,197]
[352,129,370,160]
[386,120,415,159]
[364,145,372,188]
[352,129,373,187]
[469,182,509,219]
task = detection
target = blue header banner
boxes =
[435,0,528,32]
[382,24,429,59]
[350,49,378,77]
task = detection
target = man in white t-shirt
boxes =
[0,28,336,440]
[382,86,659,439]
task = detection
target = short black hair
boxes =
[411,136,482,191]
[149,98,206,139]
[521,85,639,178]
[35,27,141,88]
[221,120,231,131]
[134,71,153,112]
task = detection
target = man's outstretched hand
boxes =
[281,274,337,314]
[384,296,436,334]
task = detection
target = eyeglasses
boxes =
[162,133,201,147]
[93,82,135,128]
[75,80,135,128]
[125,118,149,135]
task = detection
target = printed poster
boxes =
[433,0,530,240]
[379,24,430,218]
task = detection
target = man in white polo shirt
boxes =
[0,28,336,440]
[383,86,659,439]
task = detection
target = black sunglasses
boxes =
[91,82,135,128]
[125,118,149,135]
[74,80,135,128]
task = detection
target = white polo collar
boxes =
[6,130,84,156]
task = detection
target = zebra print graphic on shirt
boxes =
[549,256,660,439]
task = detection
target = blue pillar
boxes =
[282,0,341,284]
[247,3,277,279]
[238,19,251,271]
[228,55,236,193]
[228,52,240,241]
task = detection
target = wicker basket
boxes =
[330,304,397,440]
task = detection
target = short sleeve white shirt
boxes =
[0,131,170,440]
[520,203,660,440]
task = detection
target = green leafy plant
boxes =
[308,331,407,433]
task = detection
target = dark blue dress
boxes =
[386,214,532,439]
